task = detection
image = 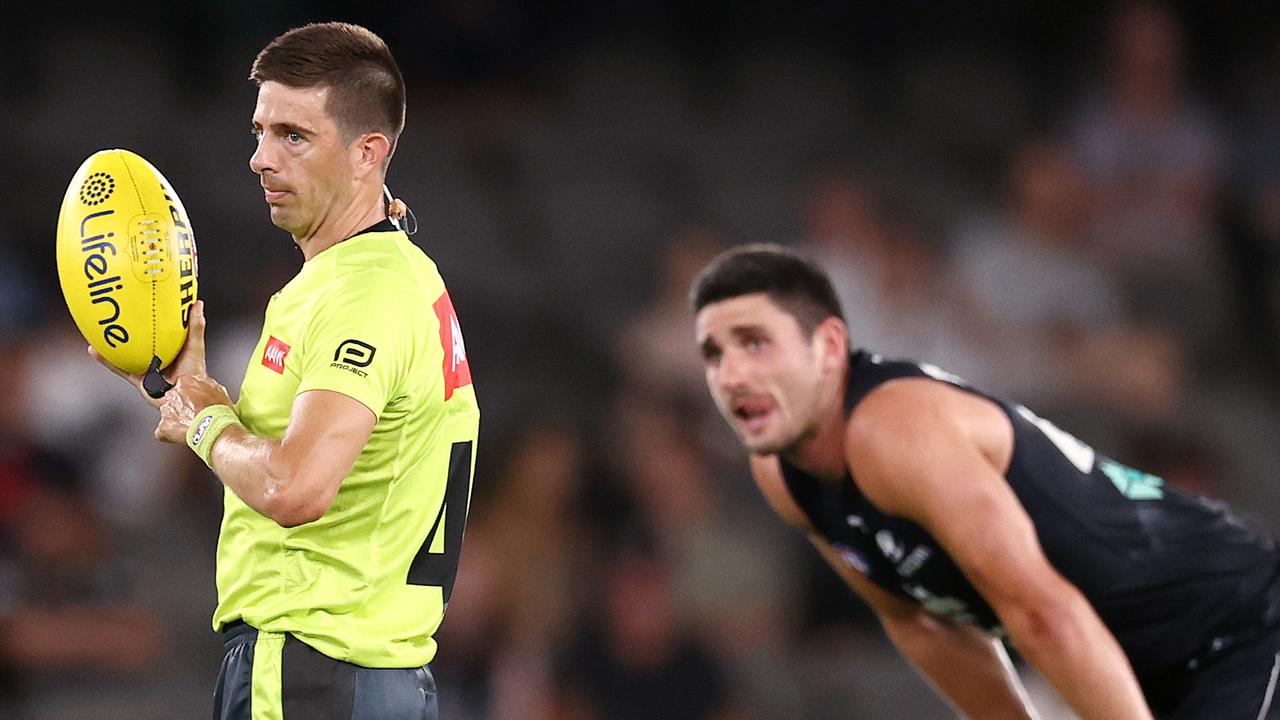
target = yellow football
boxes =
[56,149,198,375]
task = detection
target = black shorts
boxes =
[1146,622,1280,720]
[214,622,439,720]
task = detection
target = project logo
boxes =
[334,339,376,367]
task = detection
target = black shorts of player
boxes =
[214,621,439,720]
[1144,580,1280,720]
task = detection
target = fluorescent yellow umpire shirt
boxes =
[216,220,479,668]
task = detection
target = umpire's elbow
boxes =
[268,501,326,528]
[261,471,331,528]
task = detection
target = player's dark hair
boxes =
[251,22,405,159]
[690,243,845,334]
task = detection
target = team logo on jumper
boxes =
[432,290,472,401]
[262,336,290,374]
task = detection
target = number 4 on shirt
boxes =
[408,441,474,604]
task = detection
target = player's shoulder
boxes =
[844,371,1008,484]
[847,376,957,442]
[844,368,1013,500]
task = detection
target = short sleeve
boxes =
[294,276,410,416]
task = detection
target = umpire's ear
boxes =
[813,315,848,373]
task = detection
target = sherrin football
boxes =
[56,149,198,375]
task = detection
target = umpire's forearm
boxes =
[206,425,295,525]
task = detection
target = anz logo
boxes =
[261,336,290,374]
[265,343,287,366]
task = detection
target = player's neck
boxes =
[781,359,850,482]
[294,189,387,262]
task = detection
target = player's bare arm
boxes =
[751,455,1041,720]
[846,378,1154,720]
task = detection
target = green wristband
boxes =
[186,405,240,469]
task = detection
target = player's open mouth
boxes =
[733,396,774,431]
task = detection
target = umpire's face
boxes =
[696,292,837,456]
[249,81,358,239]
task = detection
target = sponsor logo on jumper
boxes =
[334,339,376,367]
[262,336,290,374]
[876,529,906,564]
[432,291,472,400]
[904,584,984,628]
[896,546,932,578]
[329,363,370,378]
[330,339,375,377]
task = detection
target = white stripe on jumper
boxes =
[1256,652,1280,720]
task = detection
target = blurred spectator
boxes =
[800,171,895,319]
[606,396,817,718]
[555,544,745,720]
[1067,1,1230,347]
[436,421,597,720]
[1057,323,1188,430]
[21,323,192,527]
[951,140,1118,336]
[0,336,165,717]
[949,139,1188,427]
[0,249,39,342]
[1127,431,1226,499]
[615,224,725,404]
[1224,26,1280,371]
[800,171,991,387]
[949,140,1100,402]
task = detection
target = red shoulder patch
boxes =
[262,335,290,374]
[432,291,472,400]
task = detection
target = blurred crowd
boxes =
[5,1,1280,718]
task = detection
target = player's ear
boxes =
[814,316,848,371]
[351,132,391,179]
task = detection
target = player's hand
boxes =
[154,374,234,444]
[88,300,210,409]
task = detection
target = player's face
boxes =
[249,81,356,237]
[696,293,830,456]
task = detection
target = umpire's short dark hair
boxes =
[690,244,845,334]
[251,23,405,157]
